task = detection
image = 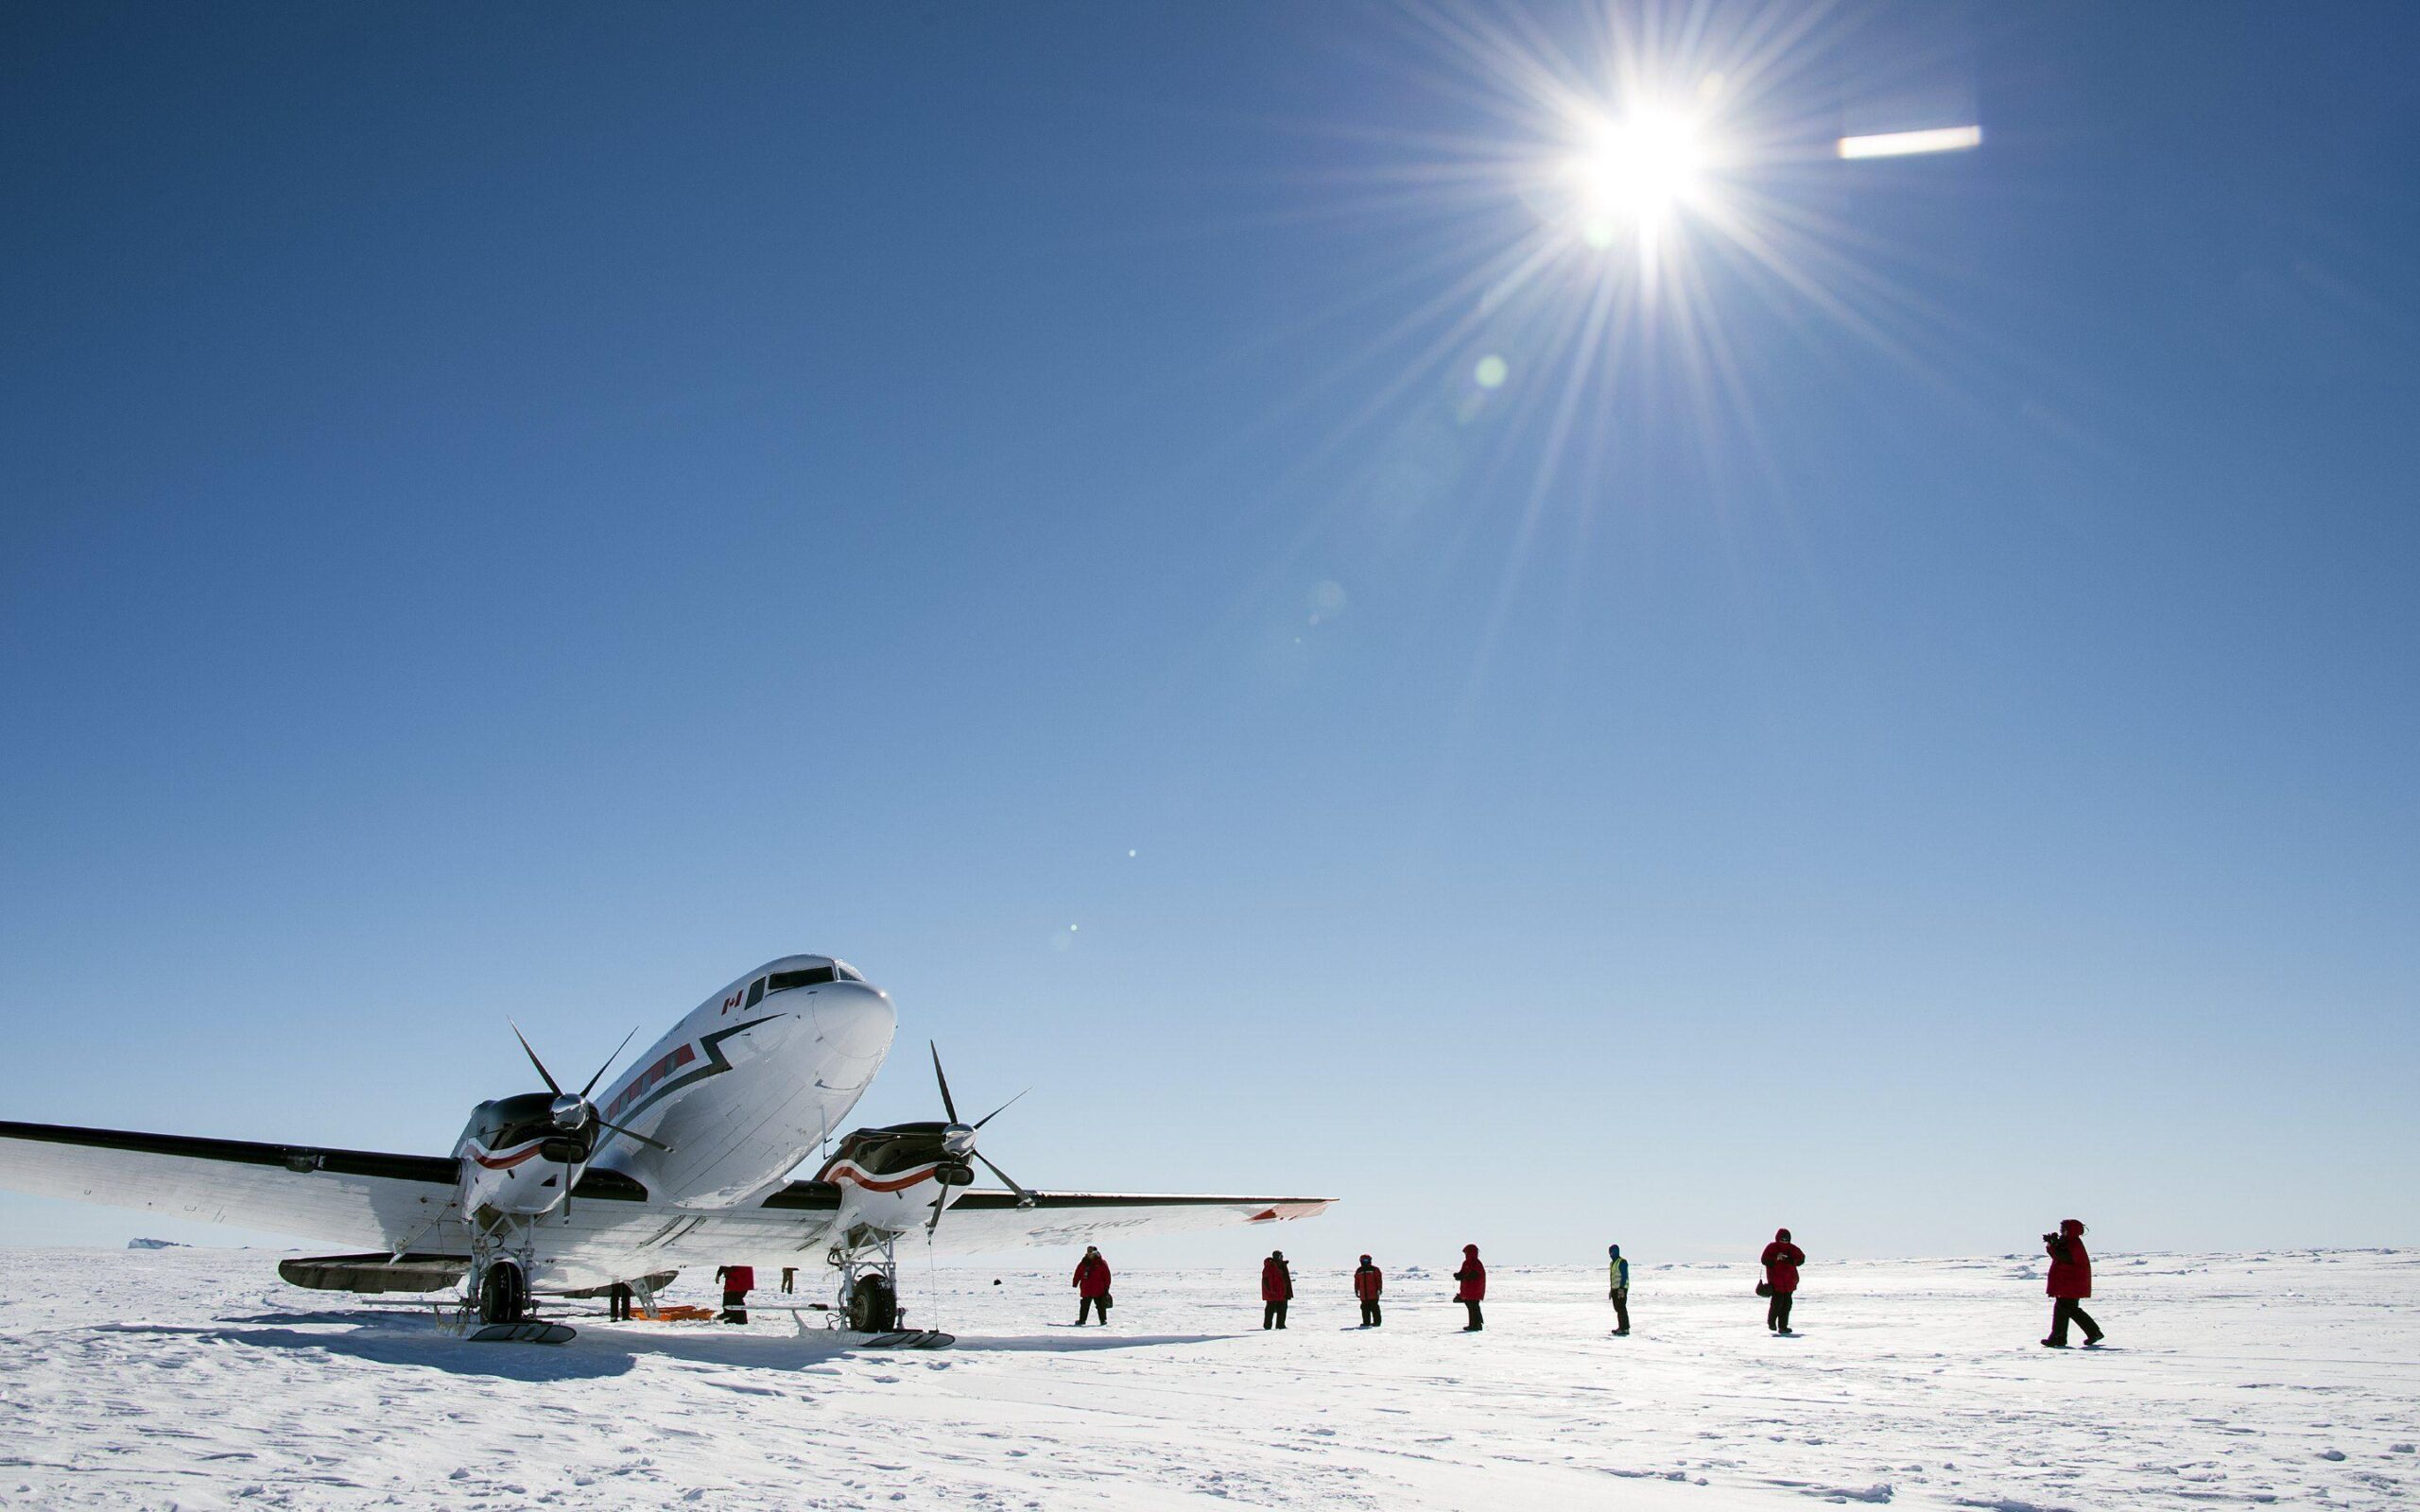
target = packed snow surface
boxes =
[0,1246,2412,1509]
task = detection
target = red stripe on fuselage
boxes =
[821,1160,938,1194]
[469,1142,547,1171]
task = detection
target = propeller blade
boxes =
[971,1089,1029,1130]
[510,1021,562,1095]
[579,1026,640,1100]
[928,1041,960,1124]
[593,1117,673,1154]
[926,1187,948,1237]
[974,1150,1036,1209]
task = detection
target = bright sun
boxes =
[1564,105,1709,249]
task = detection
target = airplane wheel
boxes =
[478,1261,527,1325]
[848,1274,897,1332]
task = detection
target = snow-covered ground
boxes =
[0,1246,2411,1510]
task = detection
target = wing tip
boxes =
[1247,1199,1337,1222]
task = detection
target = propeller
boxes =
[925,1042,1036,1235]
[506,1021,667,1176]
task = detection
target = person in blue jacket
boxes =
[1607,1244,1631,1335]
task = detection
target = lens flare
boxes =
[1838,125,1982,160]
[1565,105,1709,238]
[1212,0,1989,720]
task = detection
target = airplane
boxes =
[0,954,1331,1335]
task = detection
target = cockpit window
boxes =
[745,977,766,1008]
[834,962,863,982]
[766,965,835,993]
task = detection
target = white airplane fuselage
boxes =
[454,955,895,1217]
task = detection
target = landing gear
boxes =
[848,1273,899,1332]
[476,1258,528,1325]
[828,1232,905,1333]
[818,1231,952,1349]
[465,1206,541,1328]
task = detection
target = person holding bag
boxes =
[1453,1244,1487,1332]
[1758,1228,1805,1333]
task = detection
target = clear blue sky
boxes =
[4,2,2414,1268]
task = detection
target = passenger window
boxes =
[746,977,766,1008]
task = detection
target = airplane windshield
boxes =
[834,962,863,982]
[766,965,835,993]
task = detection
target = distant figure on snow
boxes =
[2041,1218,2104,1348]
[780,1266,796,1295]
[1454,1244,1486,1332]
[1354,1254,1384,1327]
[715,1263,754,1325]
[1262,1249,1294,1329]
[1607,1244,1631,1335]
[607,1281,634,1321]
[1073,1245,1113,1325]
[1759,1229,1804,1333]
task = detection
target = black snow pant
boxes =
[1611,1287,1630,1333]
[1461,1299,1483,1331]
[1767,1291,1793,1332]
[608,1284,632,1321]
[781,1267,796,1294]
[2048,1297,2101,1346]
[1264,1299,1289,1329]
[721,1290,749,1325]
[1359,1299,1382,1327]
[1078,1295,1109,1324]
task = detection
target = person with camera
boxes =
[1758,1228,1805,1333]
[2041,1218,2104,1348]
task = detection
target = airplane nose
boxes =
[810,981,895,1066]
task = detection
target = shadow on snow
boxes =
[93,1317,1227,1383]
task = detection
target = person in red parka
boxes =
[1453,1244,1486,1332]
[1072,1245,1112,1326]
[2041,1218,2104,1348]
[1759,1228,1805,1333]
[1354,1254,1384,1328]
[716,1263,754,1326]
[1261,1250,1294,1330]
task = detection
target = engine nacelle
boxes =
[455,1092,587,1220]
[816,1123,969,1235]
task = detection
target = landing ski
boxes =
[857,1329,955,1350]
[470,1321,577,1345]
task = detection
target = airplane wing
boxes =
[0,1122,1335,1287]
[0,1119,470,1254]
[929,1190,1334,1252]
[524,1186,1335,1279]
